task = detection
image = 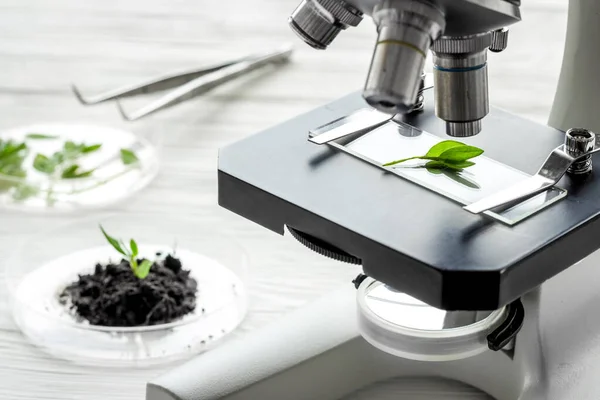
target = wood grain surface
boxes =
[0,0,568,399]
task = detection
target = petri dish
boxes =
[0,122,160,212]
[357,278,507,362]
[5,213,249,367]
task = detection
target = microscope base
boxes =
[147,250,600,399]
[147,281,549,398]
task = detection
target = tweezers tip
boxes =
[71,84,91,105]
[115,101,135,121]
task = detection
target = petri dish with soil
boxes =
[5,213,249,367]
[0,122,160,212]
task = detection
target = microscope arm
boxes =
[146,2,600,400]
[549,0,600,134]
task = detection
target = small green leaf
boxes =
[64,141,78,152]
[60,164,95,179]
[136,259,153,279]
[63,141,87,160]
[0,142,27,159]
[0,140,28,191]
[383,141,483,171]
[82,144,102,153]
[26,133,58,140]
[425,140,465,158]
[447,160,476,169]
[99,225,127,256]
[120,148,139,165]
[130,239,138,257]
[425,160,449,170]
[425,160,475,171]
[33,154,56,174]
[12,184,39,201]
[438,145,484,162]
[51,151,65,165]
[60,165,79,178]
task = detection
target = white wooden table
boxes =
[0,1,568,399]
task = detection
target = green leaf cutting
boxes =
[424,140,465,158]
[33,154,56,174]
[437,145,484,162]
[26,133,58,140]
[82,144,102,153]
[61,164,95,179]
[0,140,35,200]
[383,140,484,172]
[120,148,139,165]
[425,160,475,171]
[12,184,39,200]
[0,140,27,178]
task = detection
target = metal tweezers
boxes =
[72,44,294,121]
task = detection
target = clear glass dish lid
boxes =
[0,122,160,212]
[356,278,507,361]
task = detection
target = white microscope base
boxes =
[146,251,600,400]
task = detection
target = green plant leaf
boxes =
[438,145,484,162]
[99,225,127,256]
[136,259,153,279]
[383,141,483,171]
[60,165,79,178]
[424,140,465,158]
[26,133,58,140]
[0,142,27,160]
[33,154,56,174]
[12,184,39,201]
[425,160,475,171]
[130,239,138,257]
[51,151,65,165]
[60,164,95,179]
[425,160,448,170]
[63,141,88,160]
[64,141,79,153]
[82,144,102,153]
[425,165,444,174]
[0,141,27,176]
[120,148,139,165]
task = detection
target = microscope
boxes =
[148,0,600,399]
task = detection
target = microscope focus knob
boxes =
[489,28,509,53]
[565,128,596,175]
[288,0,363,50]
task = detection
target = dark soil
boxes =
[60,254,197,327]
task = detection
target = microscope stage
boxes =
[218,90,600,310]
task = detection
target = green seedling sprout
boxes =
[100,225,153,279]
[383,140,484,172]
